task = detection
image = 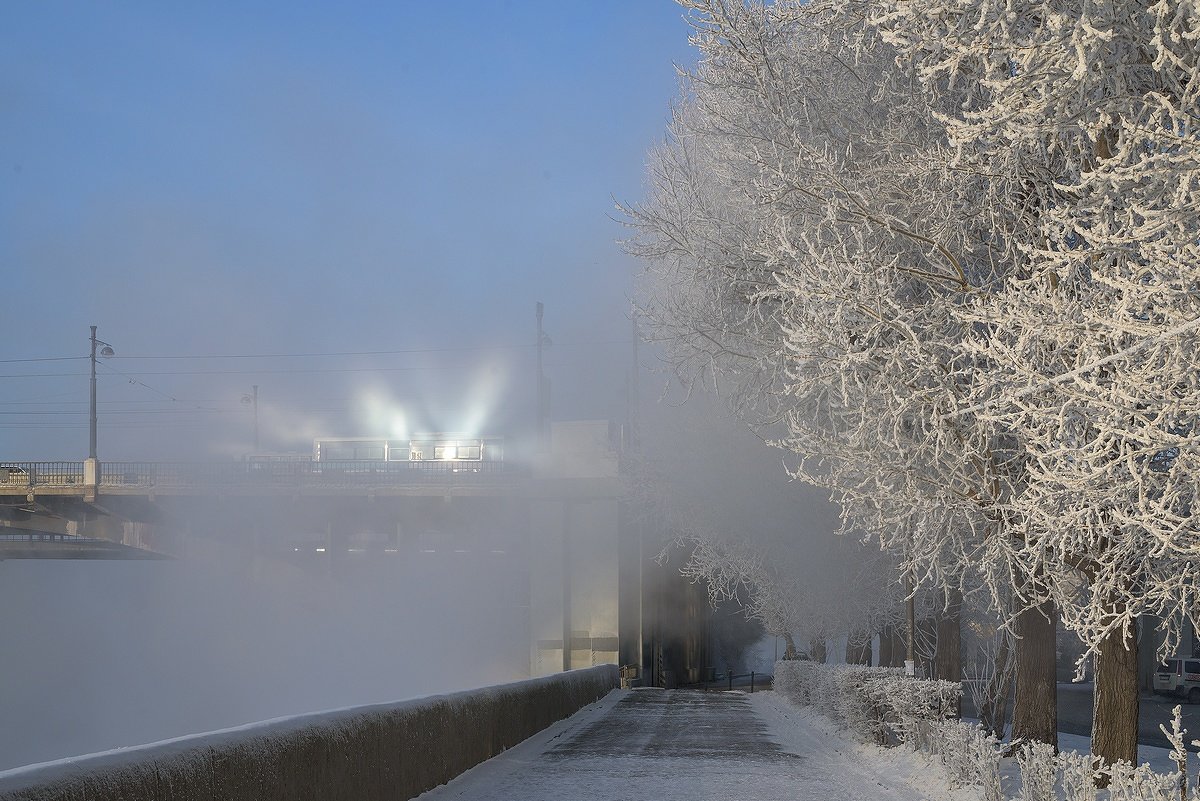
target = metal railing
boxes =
[98,460,519,488]
[0,462,84,486]
[685,668,771,694]
[1,460,521,490]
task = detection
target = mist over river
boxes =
[0,548,528,770]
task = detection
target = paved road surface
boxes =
[1056,684,1200,750]
[420,689,969,801]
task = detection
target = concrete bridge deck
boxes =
[421,689,950,801]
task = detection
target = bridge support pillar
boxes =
[83,458,99,501]
[529,498,620,677]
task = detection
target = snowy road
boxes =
[418,689,976,800]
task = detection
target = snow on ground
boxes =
[418,688,981,800]
[751,692,982,801]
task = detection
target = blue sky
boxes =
[0,2,696,459]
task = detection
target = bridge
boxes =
[0,421,709,688]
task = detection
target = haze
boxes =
[0,2,844,770]
[1,2,695,460]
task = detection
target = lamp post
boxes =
[88,325,115,461]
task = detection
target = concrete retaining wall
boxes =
[0,665,619,801]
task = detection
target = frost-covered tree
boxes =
[869,0,1200,767]
[624,0,1057,744]
[680,527,903,662]
[630,0,1200,768]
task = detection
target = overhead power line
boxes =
[0,338,630,365]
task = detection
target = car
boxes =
[1153,657,1200,704]
[0,466,30,485]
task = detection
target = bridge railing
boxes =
[98,460,519,487]
[0,462,85,486]
[2,460,521,489]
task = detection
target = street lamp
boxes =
[89,325,115,461]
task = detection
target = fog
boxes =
[0,3,853,772]
[0,549,529,770]
[0,2,697,463]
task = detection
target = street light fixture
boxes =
[89,325,115,461]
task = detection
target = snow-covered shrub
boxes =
[774,659,845,720]
[1015,741,1057,801]
[1056,750,1098,801]
[777,661,1013,797]
[1022,746,1185,801]
[924,719,1002,801]
[833,666,893,744]
[774,660,960,745]
[873,672,961,745]
[776,660,1200,801]
[1102,761,1181,801]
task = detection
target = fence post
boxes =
[728,670,733,691]
[750,671,755,693]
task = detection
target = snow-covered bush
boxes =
[1012,740,1187,801]
[923,719,1003,801]
[1102,761,1182,801]
[775,659,1200,800]
[1015,741,1057,801]
[777,660,1007,796]
[774,660,960,745]
[1056,749,1099,801]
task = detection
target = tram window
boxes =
[434,445,457,460]
[357,445,385,460]
[459,445,480,460]
[323,444,357,460]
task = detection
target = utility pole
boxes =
[88,326,115,461]
[536,302,550,451]
[89,326,98,461]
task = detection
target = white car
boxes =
[1153,657,1200,704]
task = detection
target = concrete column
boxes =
[83,458,99,485]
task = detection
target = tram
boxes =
[312,434,502,464]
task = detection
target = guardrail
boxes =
[0,462,84,486]
[1,460,520,490]
[684,669,770,693]
[1,460,525,491]
[99,460,517,487]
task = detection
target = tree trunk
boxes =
[1092,619,1139,774]
[879,624,906,668]
[935,588,963,717]
[917,617,938,678]
[879,624,894,667]
[846,630,872,665]
[1011,600,1058,748]
[809,637,827,663]
[935,588,963,682]
[783,633,798,660]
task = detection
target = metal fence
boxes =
[2,460,520,489]
[98,460,519,488]
[0,462,85,486]
[683,669,771,693]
